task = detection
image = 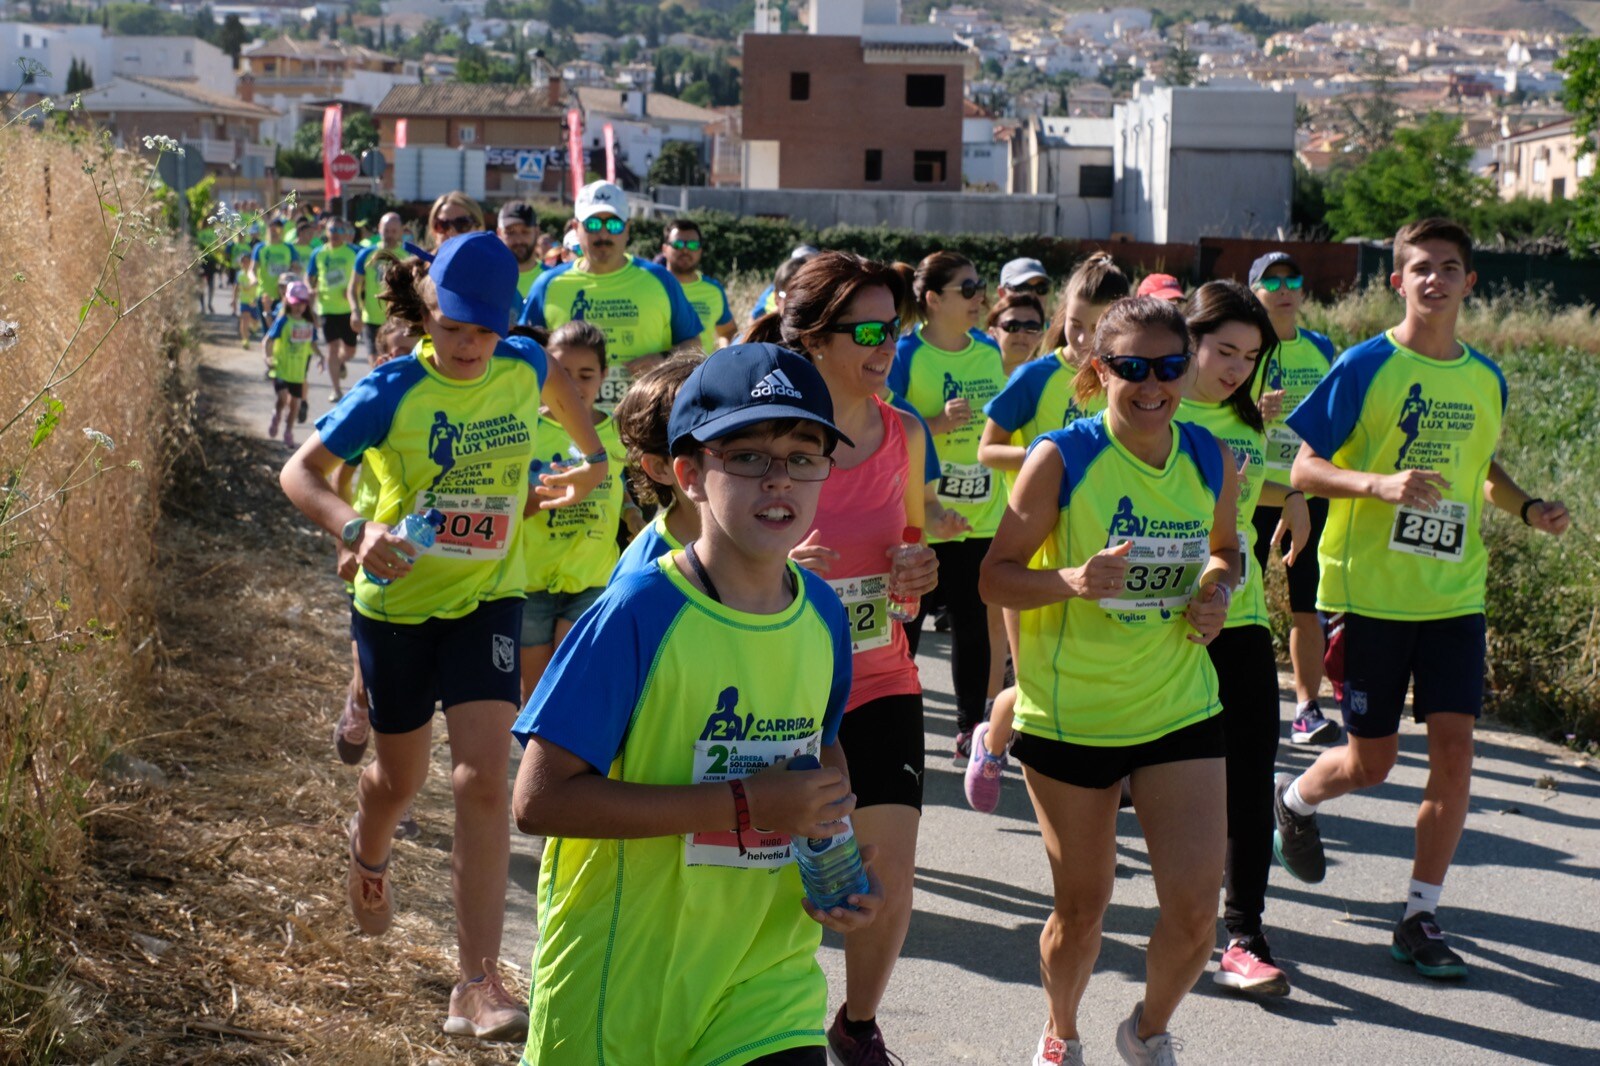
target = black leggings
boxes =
[1207,624,1281,939]
[747,1046,826,1065]
[905,537,992,733]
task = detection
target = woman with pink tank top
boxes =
[747,251,939,1065]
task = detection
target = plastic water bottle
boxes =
[785,755,869,911]
[887,526,924,624]
[365,508,445,587]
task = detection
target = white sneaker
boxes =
[1115,1002,1179,1066]
[1034,1025,1085,1066]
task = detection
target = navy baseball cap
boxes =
[429,231,519,337]
[1248,251,1301,288]
[668,343,853,454]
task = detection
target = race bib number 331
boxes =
[1098,534,1208,611]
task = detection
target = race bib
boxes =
[827,573,891,654]
[1265,425,1301,474]
[1098,533,1208,611]
[290,321,314,344]
[685,732,820,869]
[938,461,992,504]
[414,490,516,559]
[598,363,630,412]
[1389,500,1467,562]
[1238,528,1251,589]
[321,265,346,287]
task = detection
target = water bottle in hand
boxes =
[887,526,924,624]
[365,508,445,587]
[785,754,868,911]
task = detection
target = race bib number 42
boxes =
[1098,534,1208,611]
[415,490,515,559]
[1389,500,1468,562]
[828,573,891,654]
[938,461,992,504]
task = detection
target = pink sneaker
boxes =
[333,690,369,765]
[1213,935,1290,997]
[964,721,1008,813]
[267,412,279,437]
[346,814,393,935]
[1033,1025,1084,1066]
[443,959,528,1041]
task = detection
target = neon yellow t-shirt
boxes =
[253,240,298,302]
[890,327,1009,540]
[1286,330,1506,620]
[353,244,413,326]
[315,336,550,624]
[984,348,1106,495]
[1256,328,1337,476]
[521,416,625,593]
[517,265,543,304]
[265,313,317,384]
[511,556,851,1065]
[309,243,359,316]
[1178,399,1268,629]
[678,272,733,354]
[1014,415,1225,745]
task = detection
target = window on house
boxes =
[1553,177,1566,200]
[1079,164,1114,198]
[458,124,477,144]
[913,150,947,184]
[864,149,883,182]
[22,33,31,47]
[790,72,810,101]
[905,74,945,108]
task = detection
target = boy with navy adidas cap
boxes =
[512,342,882,1065]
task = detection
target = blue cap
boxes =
[429,231,519,337]
[1248,251,1300,288]
[668,343,853,453]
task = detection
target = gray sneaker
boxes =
[1115,1002,1178,1066]
[1033,1025,1086,1066]
[1271,772,1327,883]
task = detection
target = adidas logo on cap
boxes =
[751,369,802,399]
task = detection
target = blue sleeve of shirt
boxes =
[1286,335,1393,460]
[887,334,918,401]
[1304,329,1337,365]
[971,328,1001,351]
[264,312,287,342]
[250,243,263,263]
[888,394,940,482]
[518,262,568,328]
[512,568,684,771]
[287,246,299,265]
[315,356,427,462]
[353,247,373,274]
[639,259,703,346]
[707,277,733,326]
[798,568,853,747]
[401,239,430,261]
[307,248,321,282]
[750,284,775,322]
[984,357,1052,431]
[609,521,671,585]
[497,333,550,391]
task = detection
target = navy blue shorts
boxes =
[1339,612,1486,739]
[352,597,524,734]
[1252,495,1328,613]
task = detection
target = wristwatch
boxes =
[340,516,368,548]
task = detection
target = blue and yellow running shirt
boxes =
[308,243,359,316]
[517,264,544,305]
[512,556,850,1065]
[985,349,1105,448]
[1287,330,1506,621]
[265,313,318,384]
[520,256,702,409]
[750,282,778,322]
[1178,399,1268,630]
[889,327,1009,540]
[521,416,625,594]
[1255,328,1337,476]
[316,336,549,624]
[352,245,414,326]
[609,508,684,585]
[252,240,299,303]
[678,272,733,353]
[1014,414,1225,746]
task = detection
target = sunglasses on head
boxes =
[669,238,701,250]
[432,215,474,234]
[1009,279,1050,295]
[826,318,899,346]
[583,216,627,235]
[997,319,1042,335]
[1257,275,1304,292]
[1103,353,1191,383]
[943,279,985,300]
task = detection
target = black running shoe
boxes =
[1391,911,1468,980]
[298,398,309,424]
[1272,772,1326,883]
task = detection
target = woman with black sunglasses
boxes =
[426,191,485,249]
[980,296,1239,1066]
[747,251,939,1063]
[987,291,1047,376]
[887,251,1008,763]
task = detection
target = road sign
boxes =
[359,148,387,178]
[157,144,206,191]
[329,153,360,182]
[515,150,546,183]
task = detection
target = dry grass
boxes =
[1303,279,1600,357]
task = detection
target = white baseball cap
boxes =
[575,181,629,222]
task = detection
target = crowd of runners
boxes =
[191,181,1573,1064]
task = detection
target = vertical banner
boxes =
[567,107,585,202]
[322,103,344,203]
[395,117,408,148]
[603,123,617,184]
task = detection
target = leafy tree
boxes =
[1291,159,1328,238]
[65,56,93,93]
[1555,35,1600,252]
[218,15,248,65]
[1338,51,1400,158]
[679,81,712,106]
[1326,114,1493,239]
[647,140,704,187]
[1164,26,1200,87]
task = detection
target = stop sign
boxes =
[329,153,360,181]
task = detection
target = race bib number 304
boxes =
[415,490,515,559]
[1389,500,1468,562]
[1098,534,1208,611]
[686,733,820,869]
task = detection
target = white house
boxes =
[0,23,106,95]
[574,86,725,187]
[110,36,234,97]
[1011,115,1115,237]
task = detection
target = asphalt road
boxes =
[202,311,1600,1065]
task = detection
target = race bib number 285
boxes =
[1389,500,1468,562]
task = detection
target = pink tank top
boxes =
[809,396,921,712]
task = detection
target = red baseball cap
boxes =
[1137,273,1185,302]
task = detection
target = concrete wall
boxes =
[654,185,1059,236]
